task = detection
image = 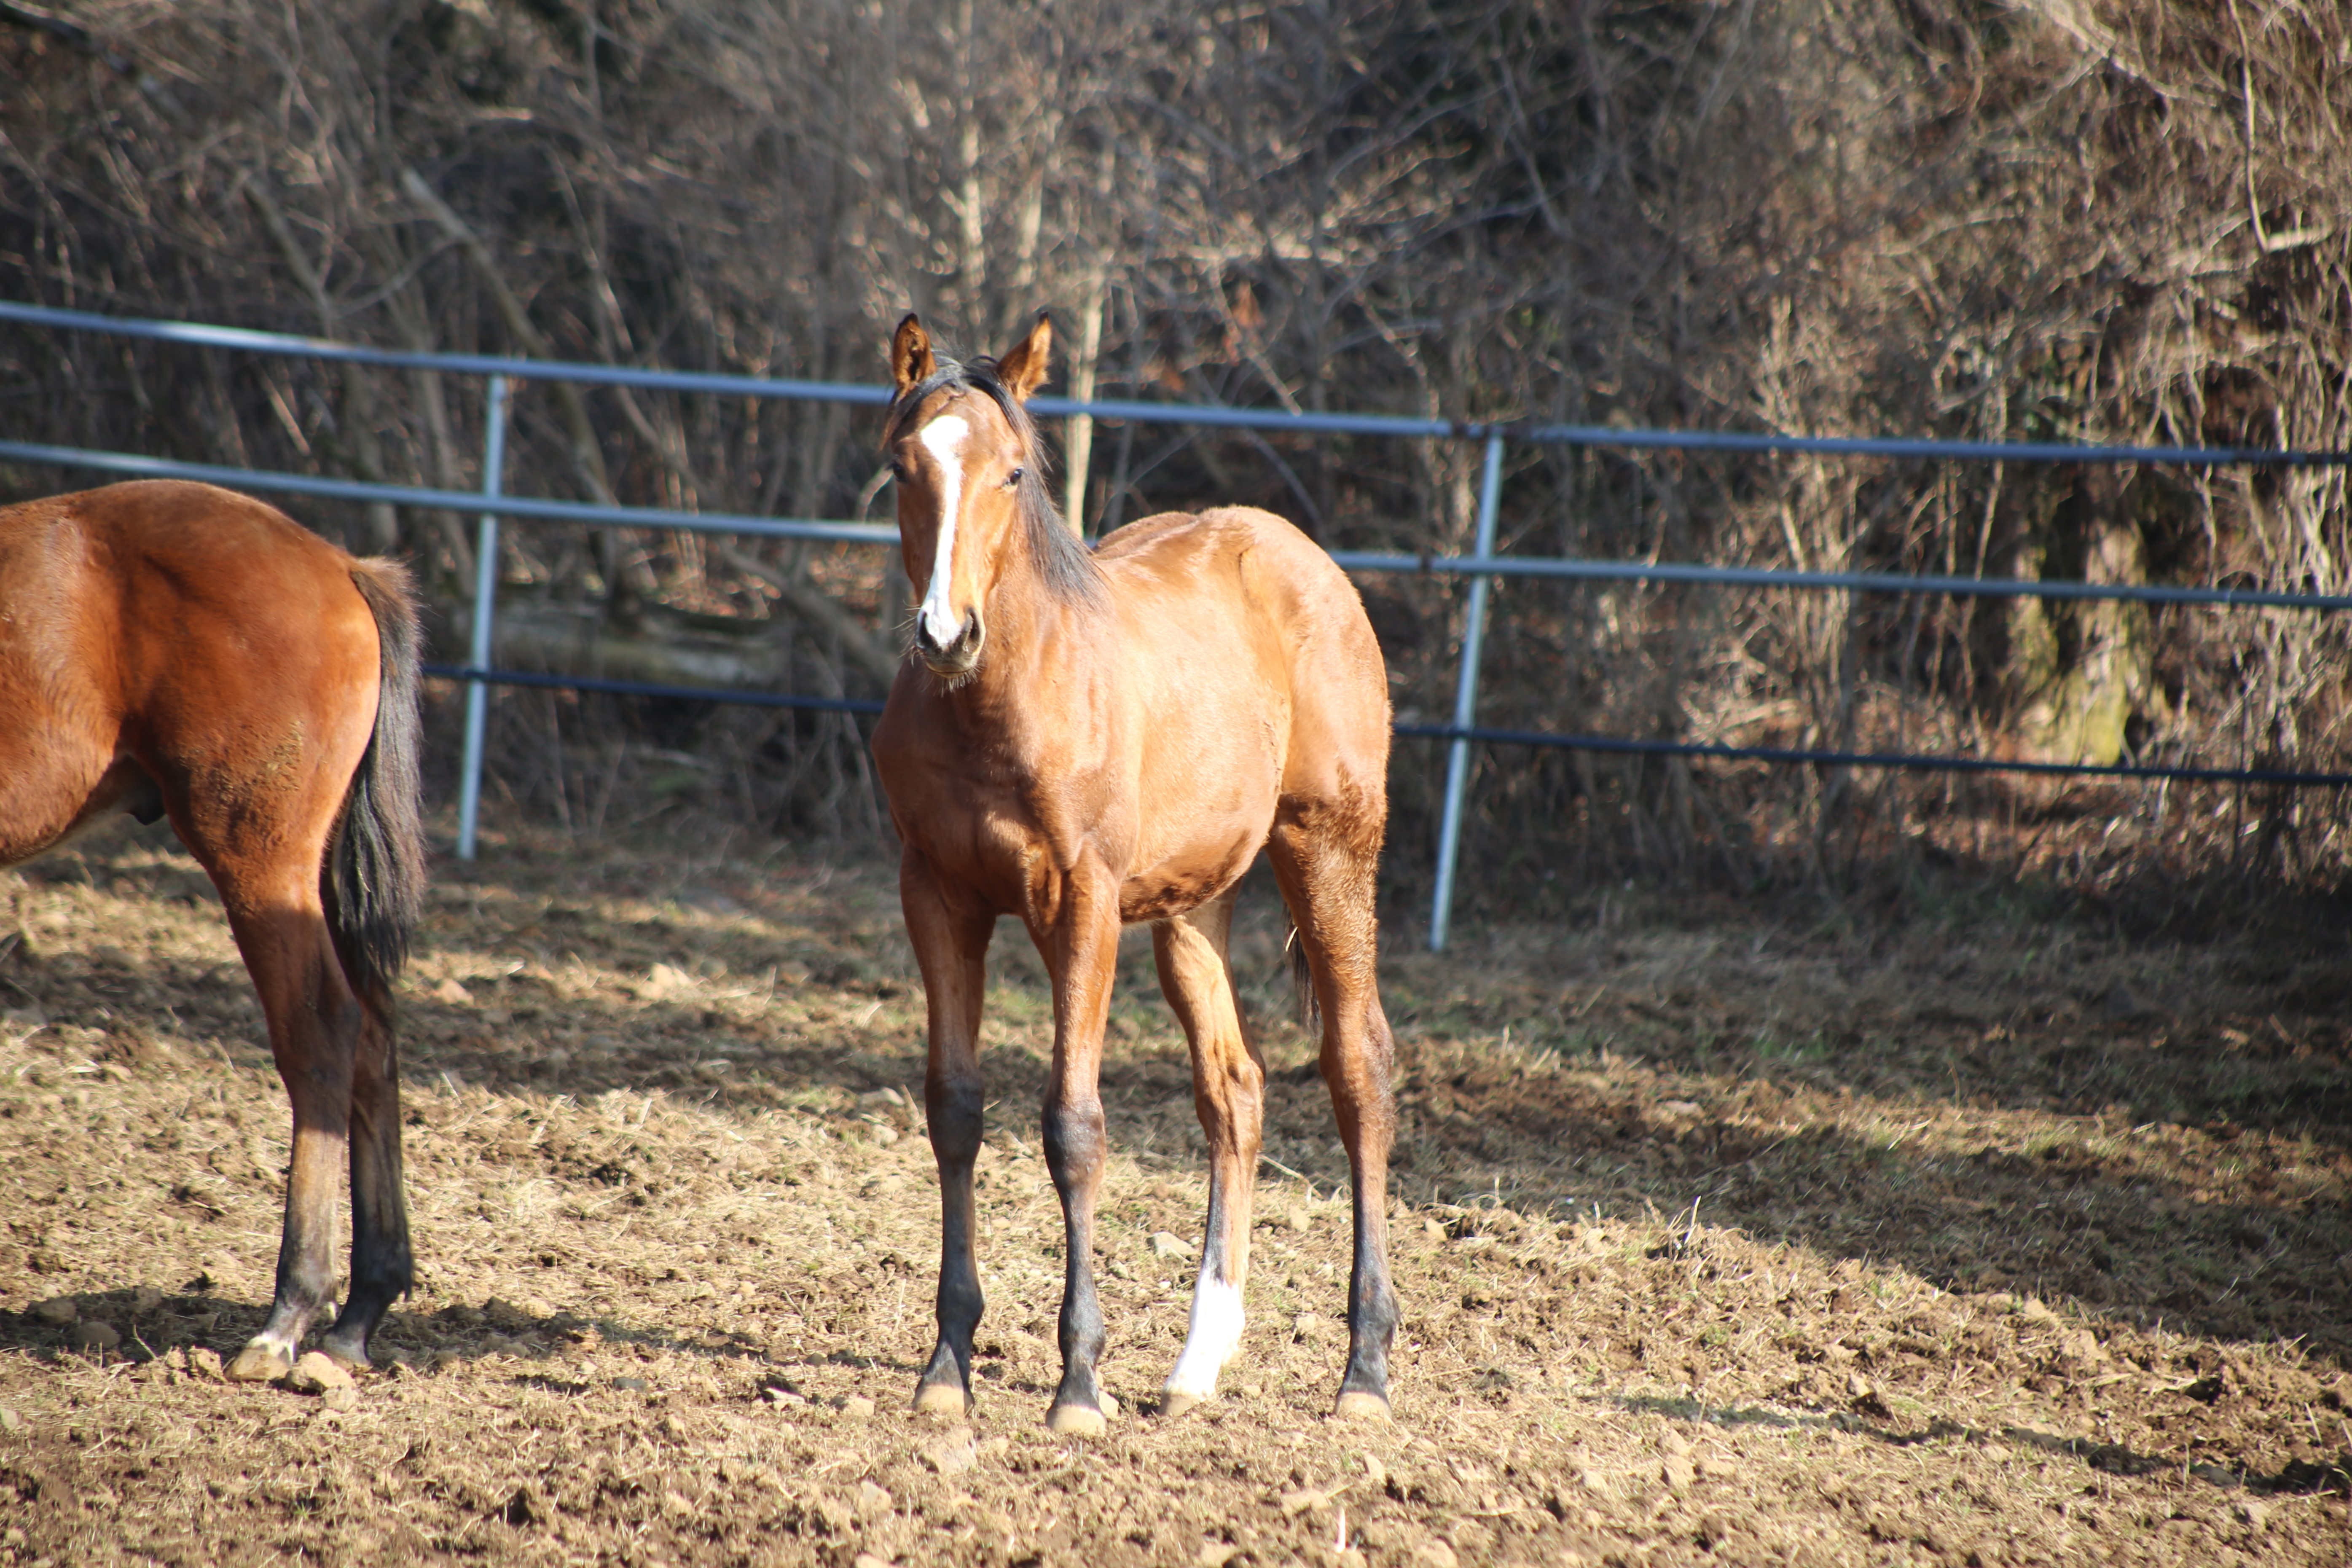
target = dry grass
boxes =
[0,821,2348,1565]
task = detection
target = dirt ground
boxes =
[1,818,2348,1567]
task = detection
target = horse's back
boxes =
[1,479,363,608]
[1098,505,1388,804]
[5,477,354,574]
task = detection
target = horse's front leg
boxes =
[1035,859,1122,1436]
[901,851,995,1415]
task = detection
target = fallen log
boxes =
[432,594,899,699]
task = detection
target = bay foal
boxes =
[0,481,424,1380]
[870,314,1400,1433]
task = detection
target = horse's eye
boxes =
[1004,467,1023,488]
[889,459,908,482]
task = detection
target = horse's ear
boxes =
[995,312,1052,404]
[891,314,934,398]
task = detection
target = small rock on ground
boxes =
[68,1321,121,1352]
[284,1352,355,1395]
[921,1425,979,1475]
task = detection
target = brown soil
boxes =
[1,824,2347,1566]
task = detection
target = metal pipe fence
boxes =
[4,298,2349,950]
[454,375,510,861]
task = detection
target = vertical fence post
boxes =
[1428,432,1506,952]
[455,373,510,861]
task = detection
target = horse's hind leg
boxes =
[317,987,410,1369]
[1266,795,1401,1420]
[1152,886,1265,1417]
[178,717,384,1379]
[217,889,369,1381]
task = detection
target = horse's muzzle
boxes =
[915,610,986,677]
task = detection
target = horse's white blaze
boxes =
[916,413,972,650]
[1165,1273,1245,1400]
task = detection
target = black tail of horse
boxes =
[329,560,427,996]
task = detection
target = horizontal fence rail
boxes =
[4,435,2347,612]
[1323,551,2352,612]
[421,663,2352,788]
[0,299,896,407]
[5,297,2350,947]
[1389,722,2352,789]
[6,297,2347,464]
[0,438,898,547]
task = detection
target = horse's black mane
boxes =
[883,352,1107,609]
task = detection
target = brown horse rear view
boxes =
[872,314,1401,1433]
[0,479,424,1379]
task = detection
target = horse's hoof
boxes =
[1159,1388,1208,1420]
[1046,1402,1107,1438]
[317,1339,373,1374]
[1332,1390,1392,1423]
[912,1382,969,1418]
[225,1344,293,1383]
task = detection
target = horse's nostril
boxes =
[917,613,960,658]
[917,610,983,672]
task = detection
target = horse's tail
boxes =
[329,558,427,997]
[1283,909,1321,1033]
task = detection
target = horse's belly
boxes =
[1116,720,1280,922]
[1117,829,1262,924]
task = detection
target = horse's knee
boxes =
[926,1073,985,1165]
[1041,1096,1106,1188]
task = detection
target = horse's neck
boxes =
[956,561,1117,744]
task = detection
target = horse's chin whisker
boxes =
[926,660,981,690]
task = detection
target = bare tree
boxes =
[0,0,2345,893]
